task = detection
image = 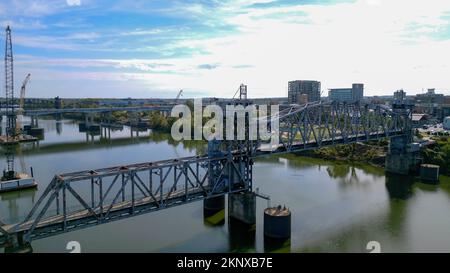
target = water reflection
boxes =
[385,174,415,200]
[228,217,255,252]
[264,237,291,253]
[55,121,62,135]
[1,117,450,252]
[0,188,37,224]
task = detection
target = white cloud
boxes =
[12,0,450,97]
[148,0,450,97]
[66,0,81,7]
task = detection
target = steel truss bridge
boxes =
[0,100,413,248]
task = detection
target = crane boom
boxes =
[19,73,31,114]
[175,89,183,103]
[16,73,31,135]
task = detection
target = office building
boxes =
[328,83,364,102]
[288,80,321,104]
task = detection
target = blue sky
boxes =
[1,0,450,98]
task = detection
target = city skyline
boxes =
[1,0,450,98]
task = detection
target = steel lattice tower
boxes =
[4,25,16,174]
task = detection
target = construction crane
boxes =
[19,74,31,114]
[16,73,31,134]
[2,25,17,180]
[175,89,183,103]
[16,73,30,174]
[4,26,16,138]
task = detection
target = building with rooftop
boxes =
[288,80,321,104]
[328,83,364,102]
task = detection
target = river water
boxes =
[1,117,450,253]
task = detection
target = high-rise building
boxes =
[328,83,364,102]
[288,80,321,104]
[352,83,364,101]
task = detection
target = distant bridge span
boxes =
[0,105,173,117]
[0,100,413,248]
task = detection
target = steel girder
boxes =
[0,153,252,245]
[0,101,412,247]
[252,101,411,155]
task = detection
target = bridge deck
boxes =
[0,131,406,247]
[1,185,231,244]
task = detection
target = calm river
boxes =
[1,117,450,253]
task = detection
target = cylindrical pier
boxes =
[420,164,440,183]
[264,206,291,239]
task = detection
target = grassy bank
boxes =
[301,141,389,168]
[421,136,450,175]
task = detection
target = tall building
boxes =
[288,80,321,104]
[394,89,406,102]
[415,88,445,117]
[54,96,62,109]
[328,83,364,102]
[352,83,364,101]
[415,88,445,105]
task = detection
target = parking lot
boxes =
[418,123,450,136]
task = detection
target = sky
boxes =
[1,0,450,99]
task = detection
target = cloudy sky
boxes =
[1,0,450,98]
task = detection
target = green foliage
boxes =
[148,111,175,133]
[312,142,385,165]
[421,137,450,175]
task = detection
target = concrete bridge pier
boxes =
[30,116,39,128]
[385,135,420,175]
[228,191,256,225]
[99,113,113,140]
[85,113,97,127]
[27,115,44,137]
[3,232,33,253]
[130,128,137,138]
[79,114,91,132]
[203,195,225,226]
[85,114,100,134]
[101,126,111,140]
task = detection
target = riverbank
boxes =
[301,136,450,176]
[299,141,388,169]
[421,136,450,175]
[40,113,450,175]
